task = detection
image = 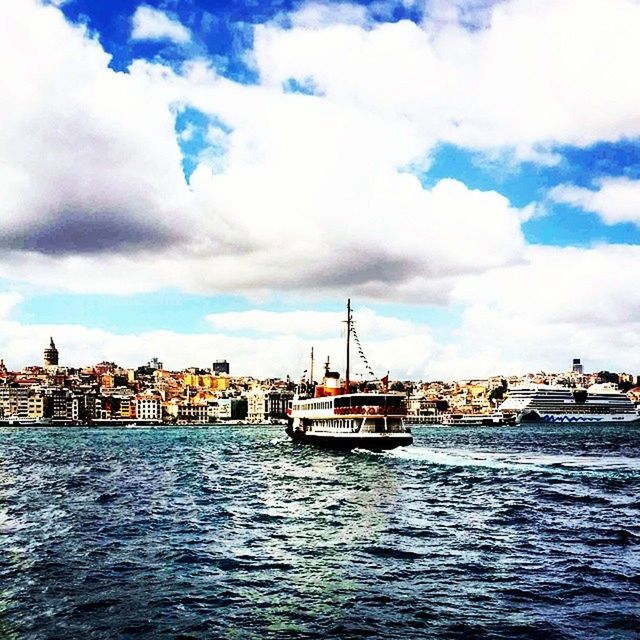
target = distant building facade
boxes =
[135,394,162,422]
[212,360,230,375]
[572,358,584,374]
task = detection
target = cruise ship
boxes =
[286,300,413,450]
[498,383,640,423]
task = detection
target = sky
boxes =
[1,0,640,380]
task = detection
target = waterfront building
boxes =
[267,390,294,420]
[44,337,59,368]
[407,394,442,423]
[43,388,74,423]
[69,395,80,423]
[118,397,135,420]
[177,400,209,424]
[247,388,293,423]
[27,391,47,420]
[162,399,179,422]
[135,393,161,422]
[247,389,266,423]
[0,385,29,420]
[206,398,248,421]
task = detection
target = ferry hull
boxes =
[286,427,412,451]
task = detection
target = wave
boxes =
[386,446,640,471]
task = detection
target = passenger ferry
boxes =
[1,417,53,426]
[498,383,640,423]
[440,412,517,427]
[286,300,413,450]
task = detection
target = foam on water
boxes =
[388,445,640,472]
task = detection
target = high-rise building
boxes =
[572,358,583,374]
[212,360,230,375]
[44,337,59,368]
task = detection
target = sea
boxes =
[1,423,639,639]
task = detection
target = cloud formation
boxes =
[0,1,531,301]
[550,178,640,226]
[255,0,640,156]
[2,292,639,380]
[1,0,640,378]
[0,0,191,262]
[131,5,191,43]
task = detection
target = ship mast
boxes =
[345,298,352,394]
[310,346,314,389]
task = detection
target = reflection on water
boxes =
[252,445,401,630]
[0,424,639,639]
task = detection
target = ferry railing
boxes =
[334,404,407,417]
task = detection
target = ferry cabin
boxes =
[289,393,407,434]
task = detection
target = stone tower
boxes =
[44,337,59,367]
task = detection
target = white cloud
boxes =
[254,0,640,156]
[550,178,640,226]
[447,244,640,375]
[126,58,529,299]
[454,244,640,325]
[206,307,420,338]
[0,293,22,320]
[131,5,191,44]
[0,2,530,302]
[0,0,192,258]
[2,1,640,381]
[0,303,437,379]
[289,2,370,28]
[3,279,640,379]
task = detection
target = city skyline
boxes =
[2,334,638,387]
[2,0,640,379]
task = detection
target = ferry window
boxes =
[354,395,383,406]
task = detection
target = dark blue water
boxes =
[1,424,640,639]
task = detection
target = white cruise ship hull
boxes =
[500,383,640,425]
[519,412,640,424]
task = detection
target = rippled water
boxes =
[1,424,640,639]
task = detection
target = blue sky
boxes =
[1,0,640,377]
